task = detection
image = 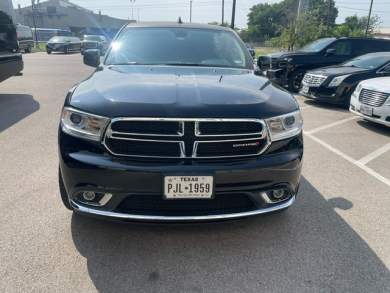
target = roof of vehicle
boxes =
[125,22,233,32]
[338,36,390,41]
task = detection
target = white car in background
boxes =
[350,77,390,127]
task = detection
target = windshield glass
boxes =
[84,35,102,41]
[343,54,390,69]
[49,36,68,42]
[299,38,335,52]
[105,27,250,68]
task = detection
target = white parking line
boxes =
[357,142,390,165]
[305,116,358,134]
[304,132,390,188]
[300,105,312,110]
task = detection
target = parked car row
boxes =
[46,35,108,55]
[258,37,390,128]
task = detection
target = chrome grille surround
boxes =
[302,73,327,87]
[103,118,270,159]
[359,89,390,107]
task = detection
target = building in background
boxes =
[14,0,129,39]
[0,0,15,21]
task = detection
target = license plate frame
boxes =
[360,105,373,116]
[164,175,214,199]
[301,85,309,95]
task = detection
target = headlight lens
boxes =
[265,110,303,141]
[328,75,350,87]
[61,107,109,141]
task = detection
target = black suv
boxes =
[258,37,390,92]
[0,12,23,83]
[58,23,303,222]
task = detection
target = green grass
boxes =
[255,47,280,57]
[31,43,47,53]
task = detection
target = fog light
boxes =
[272,189,285,199]
[82,191,96,201]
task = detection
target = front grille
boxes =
[302,74,327,87]
[359,89,389,107]
[103,118,269,159]
[115,193,256,216]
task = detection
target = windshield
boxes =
[84,35,102,41]
[105,27,251,69]
[299,38,336,52]
[49,36,69,42]
[343,54,390,69]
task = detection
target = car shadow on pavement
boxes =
[302,99,349,113]
[70,177,390,293]
[356,119,390,137]
[0,94,39,132]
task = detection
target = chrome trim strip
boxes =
[71,195,295,221]
[192,136,270,159]
[194,119,264,137]
[103,117,271,159]
[109,118,184,137]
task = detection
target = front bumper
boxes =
[300,84,350,105]
[59,131,303,222]
[350,94,390,127]
[266,68,287,87]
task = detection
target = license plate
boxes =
[164,176,213,199]
[301,85,309,94]
[360,105,373,116]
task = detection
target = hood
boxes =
[309,66,370,77]
[70,66,298,119]
[360,77,390,93]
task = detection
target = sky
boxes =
[11,0,390,28]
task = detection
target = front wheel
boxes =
[46,49,52,54]
[59,168,73,211]
[288,69,306,93]
[63,46,68,54]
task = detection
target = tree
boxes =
[333,15,381,37]
[246,0,337,42]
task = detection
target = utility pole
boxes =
[231,0,236,29]
[31,0,38,46]
[190,0,193,23]
[326,0,332,35]
[130,0,136,21]
[365,0,374,36]
[222,0,224,25]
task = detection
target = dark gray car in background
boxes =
[46,36,82,54]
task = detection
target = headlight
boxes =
[61,107,109,141]
[328,75,351,87]
[265,110,303,141]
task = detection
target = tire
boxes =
[59,168,73,211]
[25,46,31,53]
[288,69,306,93]
[46,49,52,54]
[64,46,68,54]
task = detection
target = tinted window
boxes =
[327,40,352,56]
[0,24,17,51]
[106,27,251,69]
[299,38,336,52]
[84,35,102,41]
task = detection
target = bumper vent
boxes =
[103,118,270,159]
[302,74,327,87]
[359,89,389,107]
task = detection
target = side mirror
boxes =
[249,50,256,59]
[83,49,100,67]
[325,48,336,56]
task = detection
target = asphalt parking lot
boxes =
[1,53,389,293]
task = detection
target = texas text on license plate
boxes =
[164,176,213,199]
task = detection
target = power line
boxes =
[366,0,374,36]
